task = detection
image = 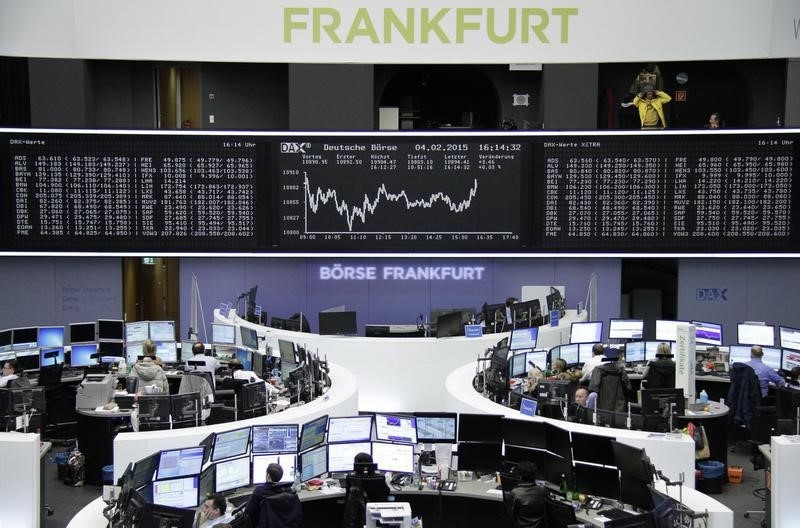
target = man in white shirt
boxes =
[194,493,234,528]
[0,359,19,387]
[186,341,219,374]
[580,343,606,382]
[228,358,280,396]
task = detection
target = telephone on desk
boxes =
[438,480,457,492]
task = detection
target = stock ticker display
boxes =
[0,130,797,253]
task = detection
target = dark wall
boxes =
[202,63,289,130]
[29,59,90,128]
[541,63,599,130]
[289,64,373,130]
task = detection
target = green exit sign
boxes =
[142,257,156,265]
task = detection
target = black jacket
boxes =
[644,358,676,389]
[507,482,547,528]
[727,362,761,426]
[589,362,632,412]
[244,482,303,528]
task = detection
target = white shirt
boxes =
[580,354,606,381]
[187,353,219,374]
[0,374,18,387]
[233,369,280,395]
[195,511,234,528]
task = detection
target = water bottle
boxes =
[699,390,709,404]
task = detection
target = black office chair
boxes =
[544,493,578,528]
[499,471,521,526]
[744,414,776,527]
[727,363,774,449]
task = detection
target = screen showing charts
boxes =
[692,321,723,346]
[327,416,373,443]
[328,442,372,473]
[125,342,143,364]
[299,445,328,481]
[149,321,175,342]
[780,326,800,351]
[152,476,199,508]
[211,323,236,345]
[156,447,205,480]
[126,321,150,343]
[38,326,64,348]
[240,326,259,350]
[737,323,775,347]
[553,344,579,365]
[372,442,415,474]
[375,414,417,444]
[624,341,645,363]
[215,456,251,493]
[212,428,251,462]
[299,415,328,452]
[70,343,98,367]
[252,425,299,454]
[578,343,596,363]
[728,345,753,364]
[782,349,800,371]
[608,319,644,340]
[655,320,689,342]
[253,454,297,484]
[415,414,457,443]
[155,341,178,363]
[761,347,782,370]
[509,353,527,377]
[510,327,538,350]
[570,322,602,344]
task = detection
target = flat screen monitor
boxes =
[624,341,646,363]
[570,431,616,466]
[215,455,251,493]
[782,349,800,371]
[511,299,542,329]
[654,320,689,342]
[126,321,149,343]
[0,329,11,352]
[543,452,573,489]
[299,445,328,481]
[69,322,96,344]
[578,343,596,363]
[502,417,545,449]
[70,343,98,367]
[0,350,14,363]
[728,345,753,364]
[519,397,538,416]
[253,454,297,484]
[235,347,253,371]
[240,326,258,350]
[97,319,124,341]
[155,341,178,363]
[38,326,64,348]
[435,311,463,338]
[40,347,64,366]
[327,416,373,444]
[508,351,527,377]
[12,327,38,350]
[372,442,415,474]
[692,320,723,346]
[645,341,675,361]
[328,441,372,473]
[525,350,548,371]
[156,446,205,480]
[14,348,40,371]
[503,445,546,468]
[457,413,503,443]
[211,323,236,345]
[761,347,782,370]
[510,327,538,351]
[737,322,775,347]
[318,311,358,336]
[611,441,654,483]
[198,465,214,498]
[252,424,299,454]
[779,326,800,351]
[641,388,685,417]
[98,341,124,357]
[414,412,457,444]
[278,340,296,364]
[149,321,175,342]
[375,413,417,444]
[152,476,199,508]
[132,452,160,490]
[570,321,603,344]
[456,442,502,473]
[574,463,620,500]
[211,427,251,462]
[125,342,143,364]
[299,415,328,452]
[552,344,579,365]
[544,422,572,460]
[608,319,644,340]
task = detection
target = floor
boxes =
[42,440,772,527]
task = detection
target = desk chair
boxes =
[744,414,776,527]
[544,493,578,528]
[178,372,214,422]
[499,471,521,526]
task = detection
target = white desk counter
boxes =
[1,432,41,528]
[221,309,587,412]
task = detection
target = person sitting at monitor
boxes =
[127,356,169,394]
[551,358,582,383]
[141,338,162,366]
[588,347,632,412]
[228,358,280,396]
[746,345,785,397]
[186,342,220,374]
[343,452,391,528]
[244,462,303,528]
[642,342,676,389]
[0,359,20,387]
[505,461,546,528]
[580,343,606,383]
[574,387,597,410]
[194,493,234,528]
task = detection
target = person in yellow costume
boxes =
[633,84,671,129]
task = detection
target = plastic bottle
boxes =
[699,390,709,404]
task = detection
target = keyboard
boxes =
[600,508,633,520]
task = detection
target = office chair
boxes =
[178,372,214,422]
[544,493,578,528]
[743,414,776,526]
[498,471,521,526]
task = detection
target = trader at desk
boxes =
[506,461,547,528]
[746,345,785,397]
[228,358,280,396]
[0,359,20,387]
[244,462,303,528]
[186,342,220,376]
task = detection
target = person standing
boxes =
[633,85,671,129]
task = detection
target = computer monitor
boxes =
[624,341,646,363]
[782,349,800,371]
[654,320,686,342]
[98,341,124,357]
[761,347,782,370]
[328,441,372,473]
[645,341,675,361]
[70,343,97,368]
[40,347,64,366]
[327,416,373,443]
[171,392,201,424]
[435,311,463,338]
[14,348,39,371]
[252,424,299,454]
[501,417,545,449]
[132,452,160,490]
[198,464,215,498]
[778,325,800,352]
[239,326,258,350]
[155,341,178,363]
[5,386,45,414]
[318,311,358,336]
[544,422,572,460]
[551,344,579,366]
[574,463,620,500]
[235,347,253,371]
[0,329,11,352]
[570,431,616,466]
[509,352,527,377]
[125,342,143,364]
[570,321,603,344]
[728,345,753,364]
[12,327,38,350]
[0,350,14,364]
[299,445,328,481]
[503,445,546,468]
[97,319,124,341]
[641,388,685,417]
[211,427,251,462]
[38,326,65,348]
[372,442,415,474]
[520,397,538,417]
[510,327,539,351]
[737,322,775,347]
[525,349,548,371]
[149,321,175,342]
[578,343,596,363]
[611,441,654,483]
[456,442,502,474]
[490,345,509,374]
[253,454,297,484]
[414,412,457,444]
[510,299,543,329]
[240,381,267,413]
[126,321,149,343]
[692,320,723,347]
[137,395,172,425]
[211,323,236,345]
[152,476,200,508]
[278,340,296,365]
[299,415,328,452]
[69,322,96,344]
[608,319,644,340]
[215,455,251,493]
[457,413,503,443]
[482,302,507,329]
[375,413,417,444]
[156,446,205,480]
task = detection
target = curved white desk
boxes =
[112,362,358,481]
[220,308,587,412]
